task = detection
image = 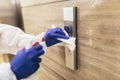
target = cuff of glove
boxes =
[0,63,17,80]
[41,41,47,51]
[34,33,47,51]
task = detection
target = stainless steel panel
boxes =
[63,7,78,70]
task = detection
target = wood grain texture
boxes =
[21,0,120,80]
[39,64,65,80]
[0,0,16,17]
[0,54,4,63]
[20,0,65,7]
[26,63,65,80]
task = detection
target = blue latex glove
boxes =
[10,45,44,79]
[44,27,69,47]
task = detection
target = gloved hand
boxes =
[10,45,44,79]
[44,27,69,47]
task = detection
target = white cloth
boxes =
[0,24,47,80]
[57,37,76,52]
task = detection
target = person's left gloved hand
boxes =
[44,27,69,47]
[10,45,44,79]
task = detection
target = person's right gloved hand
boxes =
[10,45,44,80]
[44,27,69,47]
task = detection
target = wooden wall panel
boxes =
[0,16,18,26]
[26,63,65,80]
[0,0,15,17]
[21,0,120,80]
[20,0,65,7]
[38,64,65,80]
[0,0,17,26]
